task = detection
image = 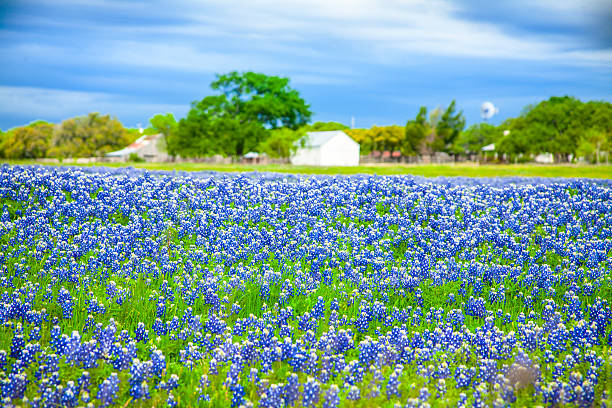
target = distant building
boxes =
[534,153,554,163]
[481,143,495,152]
[290,130,360,166]
[242,151,270,164]
[106,133,168,162]
[243,151,260,162]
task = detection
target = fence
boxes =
[359,152,480,164]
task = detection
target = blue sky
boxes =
[1,0,611,130]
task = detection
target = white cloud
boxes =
[5,0,610,91]
[521,0,610,20]
[1,0,609,128]
[165,0,611,65]
[11,0,611,67]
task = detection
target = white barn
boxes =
[106,133,168,162]
[290,130,360,166]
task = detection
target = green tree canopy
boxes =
[149,113,177,138]
[577,128,609,164]
[500,96,610,162]
[0,121,54,159]
[301,121,348,133]
[176,72,312,157]
[176,97,267,157]
[402,102,464,155]
[434,100,465,153]
[402,107,429,156]
[211,72,312,130]
[126,126,156,141]
[49,113,131,158]
[148,113,177,155]
[453,123,501,154]
[258,128,297,159]
[346,125,404,155]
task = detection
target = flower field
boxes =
[1,164,611,408]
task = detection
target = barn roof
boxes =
[106,147,138,157]
[301,130,357,148]
[106,133,162,157]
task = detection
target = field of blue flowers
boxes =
[0,164,611,407]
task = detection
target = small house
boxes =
[290,131,360,166]
[106,133,168,162]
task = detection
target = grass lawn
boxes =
[3,160,612,178]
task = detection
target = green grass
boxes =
[4,160,612,178]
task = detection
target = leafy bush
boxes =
[128,152,144,162]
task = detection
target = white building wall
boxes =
[139,138,169,161]
[290,146,321,165]
[534,152,554,164]
[290,132,360,166]
[319,134,360,166]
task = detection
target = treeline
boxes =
[162,72,467,159]
[495,97,611,163]
[164,73,612,163]
[0,113,141,159]
[1,71,611,163]
[348,101,466,156]
[349,96,612,163]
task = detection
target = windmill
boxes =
[480,101,499,121]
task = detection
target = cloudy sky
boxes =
[1,0,611,130]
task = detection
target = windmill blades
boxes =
[480,101,498,120]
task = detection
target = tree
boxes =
[402,102,464,156]
[212,72,312,130]
[453,123,501,155]
[367,125,404,152]
[176,97,268,157]
[402,107,429,156]
[577,128,609,164]
[506,96,591,162]
[344,125,405,156]
[49,113,131,158]
[258,128,297,158]
[150,113,177,138]
[537,97,582,161]
[496,118,531,162]
[302,121,348,133]
[176,72,312,157]
[435,100,465,153]
[149,113,177,155]
[345,129,372,155]
[423,106,444,154]
[126,126,156,142]
[0,121,54,159]
[0,129,5,158]
[589,100,612,133]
